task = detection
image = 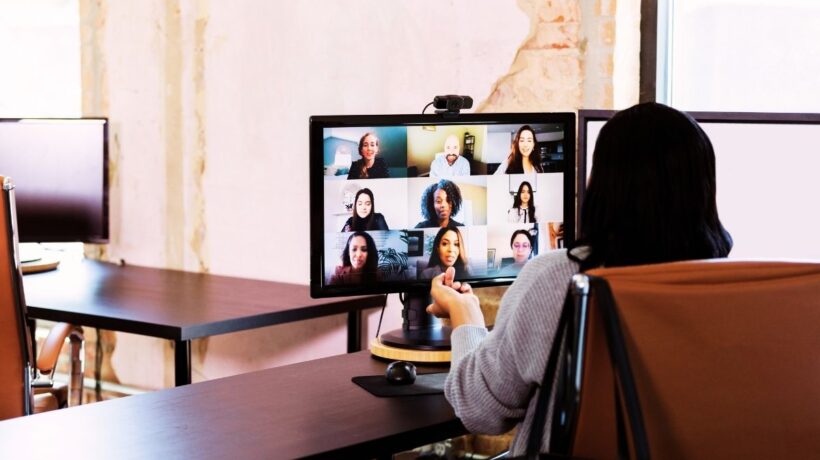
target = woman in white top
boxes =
[494,125,543,175]
[507,181,536,223]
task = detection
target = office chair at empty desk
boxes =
[0,176,84,421]
[548,259,820,460]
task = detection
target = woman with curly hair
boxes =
[507,181,537,223]
[347,132,390,179]
[414,179,464,228]
[494,125,542,175]
[341,188,389,232]
[328,231,379,285]
[419,227,470,279]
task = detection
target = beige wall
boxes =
[79,0,639,389]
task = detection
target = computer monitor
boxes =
[0,118,109,245]
[310,113,576,353]
[578,110,820,260]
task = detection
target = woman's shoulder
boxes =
[334,265,352,276]
[515,249,580,289]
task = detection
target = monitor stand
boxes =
[371,289,452,363]
[19,243,61,274]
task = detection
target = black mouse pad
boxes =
[352,372,448,397]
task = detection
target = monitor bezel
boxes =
[0,117,109,244]
[310,112,576,298]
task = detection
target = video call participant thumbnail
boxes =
[348,132,390,179]
[341,188,389,232]
[329,231,379,285]
[507,181,536,223]
[415,179,464,229]
[494,125,543,175]
[497,229,535,276]
[430,134,470,178]
[419,227,470,279]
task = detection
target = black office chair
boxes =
[0,176,84,421]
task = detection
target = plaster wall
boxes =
[78,0,638,389]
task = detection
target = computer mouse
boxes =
[385,360,417,385]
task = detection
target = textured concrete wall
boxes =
[79,0,639,389]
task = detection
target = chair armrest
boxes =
[36,323,83,375]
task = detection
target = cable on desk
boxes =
[375,298,390,339]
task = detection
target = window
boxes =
[654,0,820,112]
[0,0,81,117]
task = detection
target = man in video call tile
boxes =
[430,134,470,178]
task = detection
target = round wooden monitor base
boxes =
[369,337,451,363]
[22,257,61,274]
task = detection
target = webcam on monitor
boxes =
[432,95,473,115]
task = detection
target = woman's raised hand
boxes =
[427,267,484,329]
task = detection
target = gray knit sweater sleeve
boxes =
[445,249,579,455]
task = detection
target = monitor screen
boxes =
[578,110,820,260]
[311,113,576,297]
[0,118,108,243]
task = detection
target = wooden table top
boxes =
[0,352,465,459]
[23,259,386,340]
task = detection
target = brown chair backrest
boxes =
[0,176,33,420]
[558,260,820,460]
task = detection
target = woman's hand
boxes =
[427,267,485,329]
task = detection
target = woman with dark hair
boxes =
[414,179,464,228]
[494,125,542,175]
[341,188,389,232]
[507,181,537,223]
[498,229,535,276]
[419,227,470,279]
[328,231,379,285]
[425,102,733,456]
[347,132,390,179]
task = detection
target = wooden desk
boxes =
[0,352,465,459]
[23,260,386,386]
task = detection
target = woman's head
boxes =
[508,125,542,173]
[513,181,534,207]
[428,227,468,273]
[510,230,534,263]
[578,102,732,268]
[358,132,380,161]
[421,179,463,225]
[341,231,378,275]
[353,188,374,220]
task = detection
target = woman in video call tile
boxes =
[414,179,464,228]
[347,132,390,179]
[494,125,543,175]
[329,231,379,285]
[507,181,536,223]
[498,229,535,276]
[341,188,389,232]
[419,227,470,279]
[430,134,470,178]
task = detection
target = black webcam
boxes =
[432,95,473,115]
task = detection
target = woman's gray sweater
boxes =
[445,249,579,456]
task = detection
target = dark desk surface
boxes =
[23,259,386,340]
[0,352,465,459]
